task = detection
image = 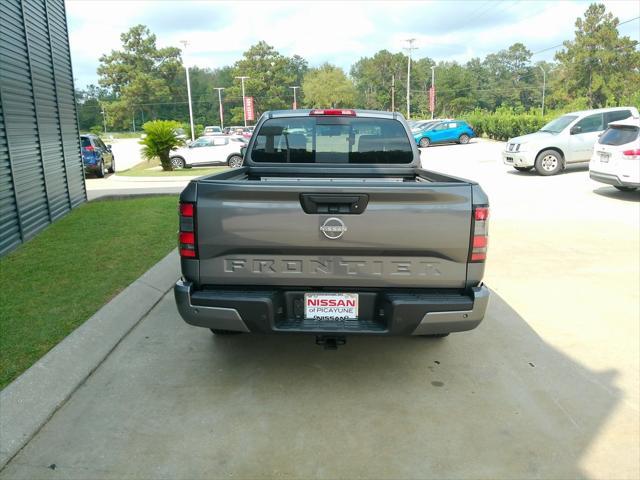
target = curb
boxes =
[0,249,180,469]
[112,174,201,183]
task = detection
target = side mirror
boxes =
[570,125,582,135]
[105,145,112,152]
[240,146,247,158]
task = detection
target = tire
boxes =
[170,156,185,169]
[108,157,115,174]
[534,149,563,176]
[96,161,105,178]
[419,137,430,148]
[210,329,243,335]
[514,166,533,172]
[228,155,243,168]
[614,186,637,192]
[458,134,470,144]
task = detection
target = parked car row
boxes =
[501,106,639,191]
[203,125,254,138]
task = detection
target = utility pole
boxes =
[289,86,300,109]
[430,65,436,120]
[404,38,417,119]
[391,74,395,112]
[180,40,195,142]
[235,76,250,127]
[538,65,546,117]
[214,87,225,128]
[101,104,107,135]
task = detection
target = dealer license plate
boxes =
[304,293,358,321]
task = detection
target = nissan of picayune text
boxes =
[174,109,490,342]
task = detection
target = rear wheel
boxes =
[514,166,533,172]
[228,155,243,168]
[170,156,185,169]
[210,329,243,335]
[614,186,637,192]
[534,150,563,176]
[419,137,430,148]
[96,161,105,178]
[458,134,470,144]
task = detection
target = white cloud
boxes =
[65,0,640,87]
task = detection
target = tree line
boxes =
[77,3,640,132]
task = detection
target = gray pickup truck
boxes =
[174,109,489,345]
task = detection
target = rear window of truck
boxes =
[251,117,413,164]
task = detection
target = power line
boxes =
[531,15,639,56]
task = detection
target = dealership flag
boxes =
[244,96,255,121]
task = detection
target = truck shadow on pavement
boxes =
[1,290,628,480]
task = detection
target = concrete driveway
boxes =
[2,140,638,479]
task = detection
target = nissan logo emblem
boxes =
[320,217,347,240]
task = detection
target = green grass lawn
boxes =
[0,196,179,390]
[118,157,228,177]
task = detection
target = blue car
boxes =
[81,134,114,178]
[414,120,476,147]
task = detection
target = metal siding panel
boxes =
[0,90,22,255]
[48,0,85,204]
[0,0,85,255]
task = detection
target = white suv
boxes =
[502,107,639,176]
[589,117,639,192]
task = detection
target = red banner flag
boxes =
[244,96,255,121]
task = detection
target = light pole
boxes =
[235,76,250,127]
[430,65,436,120]
[289,86,300,109]
[180,40,195,142]
[404,38,417,119]
[214,87,225,129]
[538,65,547,117]
[101,104,107,135]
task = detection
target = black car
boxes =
[81,134,114,178]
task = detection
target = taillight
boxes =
[83,145,94,152]
[469,205,489,263]
[179,202,197,258]
[622,149,640,158]
[309,109,356,116]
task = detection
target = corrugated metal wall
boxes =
[0,0,86,256]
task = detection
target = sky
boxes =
[66,0,640,89]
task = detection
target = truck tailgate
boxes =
[195,181,472,288]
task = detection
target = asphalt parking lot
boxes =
[2,140,638,479]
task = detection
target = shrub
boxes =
[462,108,555,141]
[89,125,103,136]
[139,120,184,171]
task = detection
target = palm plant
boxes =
[139,120,184,171]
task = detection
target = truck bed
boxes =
[179,166,486,290]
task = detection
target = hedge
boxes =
[461,108,555,141]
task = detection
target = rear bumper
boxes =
[589,170,640,188]
[174,280,489,335]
